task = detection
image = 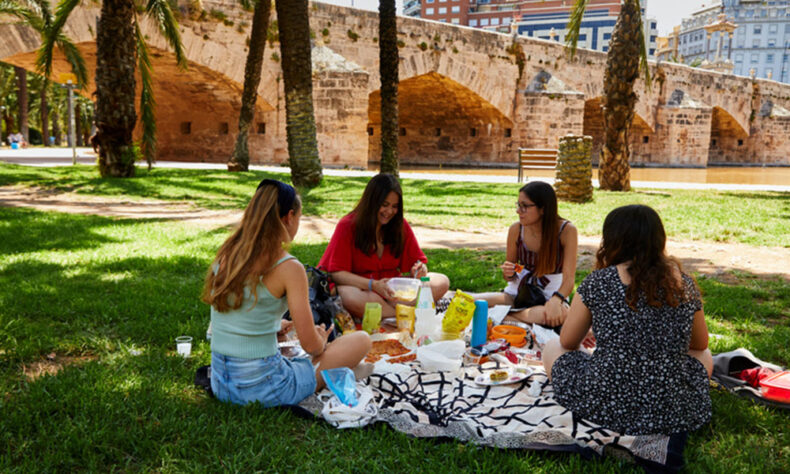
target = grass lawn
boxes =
[0,163,788,246]
[1,164,789,471]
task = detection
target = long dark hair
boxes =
[520,181,562,277]
[353,174,404,257]
[202,180,301,312]
[595,204,691,310]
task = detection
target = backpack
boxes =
[711,348,790,410]
[283,265,341,341]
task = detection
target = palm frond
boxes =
[145,0,187,69]
[135,18,157,168]
[0,0,40,26]
[35,0,81,79]
[238,0,253,11]
[635,0,651,87]
[55,34,88,88]
[564,0,589,59]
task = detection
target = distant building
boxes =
[404,0,658,57]
[403,0,421,18]
[678,0,790,82]
[656,25,681,62]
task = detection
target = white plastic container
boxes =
[387,277,420,302]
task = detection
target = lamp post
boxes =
[59,73,78,165]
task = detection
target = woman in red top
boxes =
[319,174,450,320]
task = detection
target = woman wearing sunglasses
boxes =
[474,181,578,327]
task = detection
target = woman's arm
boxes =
[330,270,394,300]
[559,292,592,350]
[542,223,578,326]
[282,260,330,356]
[501,223,520,281]
[688,309,709,351]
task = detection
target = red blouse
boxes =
[318,213,427,279]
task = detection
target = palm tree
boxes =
[44,0,186,176]
[566,0,650,191]
[274,0,322,188]
[378,0,399,175]
[228,0,272,172]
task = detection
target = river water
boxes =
[394,165,790,186]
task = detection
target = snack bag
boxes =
[334,308,356,334]
[395,304,415,334]
[441,290,476,335]
[362,302,382,334]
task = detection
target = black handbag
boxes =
[512,275,546,310]
[283,265,341,341]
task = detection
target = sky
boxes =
[318,0,714,36]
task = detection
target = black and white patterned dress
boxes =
[551,266,712,435]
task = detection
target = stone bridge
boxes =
[2,0,789,168]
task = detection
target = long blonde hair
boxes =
[202,181,301,312]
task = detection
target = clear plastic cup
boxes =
[176,336,193,357]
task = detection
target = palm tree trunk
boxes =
[15,67,28,143]
[599,0,641,191]
[41,80,49,146]
[75,102,83,146]
[275,0,322,188]
[379,0,399,176]
[52,107,60,145]
[94,0,137,177]
[229,0,272,172]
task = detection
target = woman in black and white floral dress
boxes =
[542,205,713,436]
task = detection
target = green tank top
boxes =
[210,254,297,359]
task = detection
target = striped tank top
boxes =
[516,220,569,279]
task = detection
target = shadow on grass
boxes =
[0,208,120,255]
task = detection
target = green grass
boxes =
[1,205,788,472]
[1,163,788,246]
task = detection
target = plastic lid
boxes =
[420,276,430,282]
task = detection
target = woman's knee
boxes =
[428,272,450,299]
[689,348,713,378]
[542,338,565,379]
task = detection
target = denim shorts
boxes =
[211,351,316,407]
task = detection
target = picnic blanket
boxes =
[299,360,688,471]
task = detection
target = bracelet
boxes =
[552,291,570,305]
[368,279,373,291]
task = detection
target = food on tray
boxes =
[489,370,509,382]
[364,339,411,363]
[388,353,417,364]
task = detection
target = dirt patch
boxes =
[22,352,98,381]
[1,185,788,280]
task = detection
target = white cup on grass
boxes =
[176,336,193,357]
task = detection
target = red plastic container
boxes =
[759,371,790,403]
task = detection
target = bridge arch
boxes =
[367,72,514,166]
[708,106,750,165]
[582,97,654,164]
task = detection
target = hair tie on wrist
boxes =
[368,279,373,291]
[552,291,570,305]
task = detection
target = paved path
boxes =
[2,148,790,192]
[1,185,787,280]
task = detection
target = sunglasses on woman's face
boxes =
[516,202,538,213]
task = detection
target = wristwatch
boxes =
[552,291,570,305]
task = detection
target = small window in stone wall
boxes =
[220,122,229,135]
[470,127,477,137]
[504,128,512,138]
[181,122,191,135]
[368,127,374,136]
[642,136,649,144]
[435,128,441,136]
[400,127,406,136]
[257,122,266,134]
[738,139,744,146]
[711,139,717,147]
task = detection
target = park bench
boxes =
[517,148,558,183]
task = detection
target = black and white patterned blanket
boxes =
[300,361,685,469]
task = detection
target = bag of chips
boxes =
[441,290,476,336]
[395,304,415,334]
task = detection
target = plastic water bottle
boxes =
[471,300,488,347]
[414,277,436,339]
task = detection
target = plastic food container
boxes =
[491,325,527,348]
[760,371,790,402]
[387,277,420,301]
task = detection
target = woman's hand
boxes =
[371,278,395,300]
[501,261,516,280]
[410,261,428,278]
[581,329,596,349]
[277,320,294,342]
[543,297,567,327]
[313,322,333,355]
